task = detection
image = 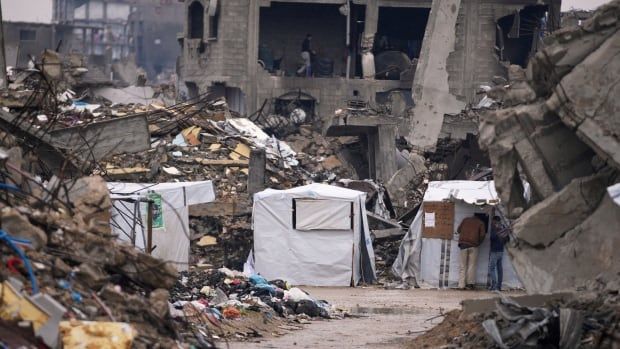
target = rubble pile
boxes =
[169,268,344,342]
[408,282,620,349]
[478,0,620,293]
[190,215,252,271]
[0,171,190,347]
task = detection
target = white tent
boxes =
[392,181,522,289]
[252,183,376,286]
[108,181,216,271]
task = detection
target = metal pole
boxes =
[146,201,153,254]
[0,2,8,88]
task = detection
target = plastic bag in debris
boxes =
[218,267,244,279]
[249,274,269,286]
[249,274,277,295]
[243,252,256,276]
[284,287,312,302]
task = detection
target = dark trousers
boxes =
[488,251,503,290]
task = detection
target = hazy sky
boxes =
[1,0,53,23]
[561,0,612,11]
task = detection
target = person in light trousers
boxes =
[457,215,486,289]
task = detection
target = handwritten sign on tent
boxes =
[422,201,455,239]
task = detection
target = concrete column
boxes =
[374,124,397,182]
[361,0,378,79]
[246,0,260,114]
[364,0,378,36]
[248,148,266,196]
[407,0,466,151]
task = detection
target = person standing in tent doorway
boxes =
[457,214,486,289]
[488,216,509,291]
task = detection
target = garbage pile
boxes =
[478,0,620,293]
[169,268,344,342]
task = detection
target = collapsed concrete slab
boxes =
[479,0,620,293]
[407,0,465,151]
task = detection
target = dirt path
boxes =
[226,287,507,349]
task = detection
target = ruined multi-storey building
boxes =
[177,0,560,139]
[52,0,183,80]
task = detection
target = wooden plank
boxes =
[366,211,402,228]
[189,196,251,217]
[372,228,405,239]
[422,201,455,240]
[199,159,249,167]
[105,167,150,181]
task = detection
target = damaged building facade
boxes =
[51,0,184,81]
[178,0,560,142]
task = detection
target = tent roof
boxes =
[423,181,499,205]
[254,183,365,201]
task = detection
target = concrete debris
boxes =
[0,208,48,250]
[478,0,620,293]
[0,169,183,346]
[408,282,620,349]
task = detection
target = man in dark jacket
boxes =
[488,216,509,291]
[457,215,486,289]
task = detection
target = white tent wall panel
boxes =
[253,195,357,286]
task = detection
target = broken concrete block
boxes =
[0,207,47,249]
[322,155,343,171]
[6,147,23,186]
[509,193,620,293]
[120,247,178,290]
[547,30,620,171]
[52,257,72,278]
[148,289,170,319]
[76,263,108,289]
[66,176,112,235]
[386,153,427,206]
[513,173,612,247]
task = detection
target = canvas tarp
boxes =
[392,181,522,289]
[108,181,216,271]
[252,183,376,286]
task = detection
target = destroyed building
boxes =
[50,0,183,81]
[0,0,55,68]
[177,0,561,142]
